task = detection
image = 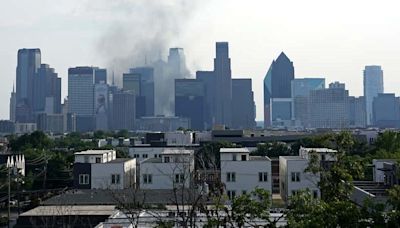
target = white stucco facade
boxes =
[91,159,136,189]
[220,148,272,199]
[139,149,194,190]
[279,156,320,202]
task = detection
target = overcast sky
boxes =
[1,0,400,121]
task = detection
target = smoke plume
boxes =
[90,0,200,115]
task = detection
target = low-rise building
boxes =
[220,148,272,200]
[139,149,194,190]
[165,131,194,145]
[279,156,320,202]
[73,150,136,189]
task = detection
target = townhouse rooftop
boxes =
[220,148,249,153]
[300,147,337,153]
[249,156,271,161]
[161,148,193,155]
[74,150,114,155]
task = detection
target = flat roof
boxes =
[249,156,271,161]
[300,147,337,153]
[161,149,193,155]
[74,150,114,155]
[220,148,249,153]
[20,205,116,217]
[107,158,135,163]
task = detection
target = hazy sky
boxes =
[1,0,400,121]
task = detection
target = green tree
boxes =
[231,188,274,227]
[251,142,294,158]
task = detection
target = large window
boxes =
[79,174,89,185]
[291,172,301,182]
[227,190,236,200]
[175,174,185,184]
[226,172,236,182]
[143,174,153,184]
[258,172,268,182]
[111,174,121,184]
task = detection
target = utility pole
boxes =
[7,166,11,228]
[43,158,48,190]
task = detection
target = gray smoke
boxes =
[91,0,199,115]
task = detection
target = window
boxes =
[79,174,89,185]
[84,156,89,163]
[241,155,247,161]
[154,154,158,158]
[313,190,318,199]
[242,190,247,195]
[175,174,185,184]
[164,156,170,163]
[226,172,236,182]
[143,174,152,184]
[292,190,298,196]
[321,154,326,161]
[258,172,268,182]
[111,174,120,184]
[227,190,236,200]
[142,154,148,158]
[291,172,301,182]
[133,154,139,158]
[95,157,101,163]
[232,154,237,161]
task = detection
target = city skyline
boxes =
[1,0,400,121]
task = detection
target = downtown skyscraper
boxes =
[263,52,294,128]
[214,42,232,127]
[15,48,41,122]
[364,65,384,126]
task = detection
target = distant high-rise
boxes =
[364,66,384,126]
[168,48,188,78]
[308,82,350,129]
[94,82,109,131]
[123,73,145,118]
[264,52,294,128]
[94,68,107,84]
[129,67,155,116]
[196,71,215,129]
[372,93,400,128]
[291,78,325,128]
[9,84,16,122]
[15,48,41,122]
[68,67,96,132]
[232,79,256,129]
[349,96,366,128]
[33,64,61,114]
[175,79,205,130]
[214,42,232,127]
[112,91,136,131]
